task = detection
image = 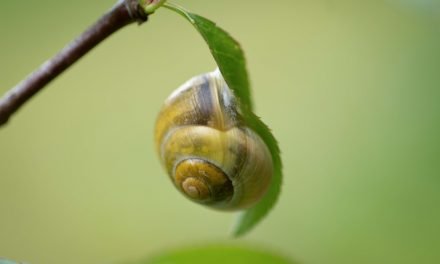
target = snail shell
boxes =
[155,69,273,210]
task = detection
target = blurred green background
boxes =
[1,0,439,263]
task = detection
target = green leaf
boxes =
[233,111,283,236]
[164,2,283,237]
[163,3,253,110]
[135,244,294,264]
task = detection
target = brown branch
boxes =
[0,0,148,127]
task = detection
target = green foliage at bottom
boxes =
[0,259,19,264]
[135,244,294,264]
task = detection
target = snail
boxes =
[154,69,273,210]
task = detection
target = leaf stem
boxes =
[142,0,168,14]
[0,0,148,127]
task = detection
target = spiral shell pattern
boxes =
[155,70,273,210]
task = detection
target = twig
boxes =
[0,0,148,127]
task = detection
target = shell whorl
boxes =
[155,70,273,210]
